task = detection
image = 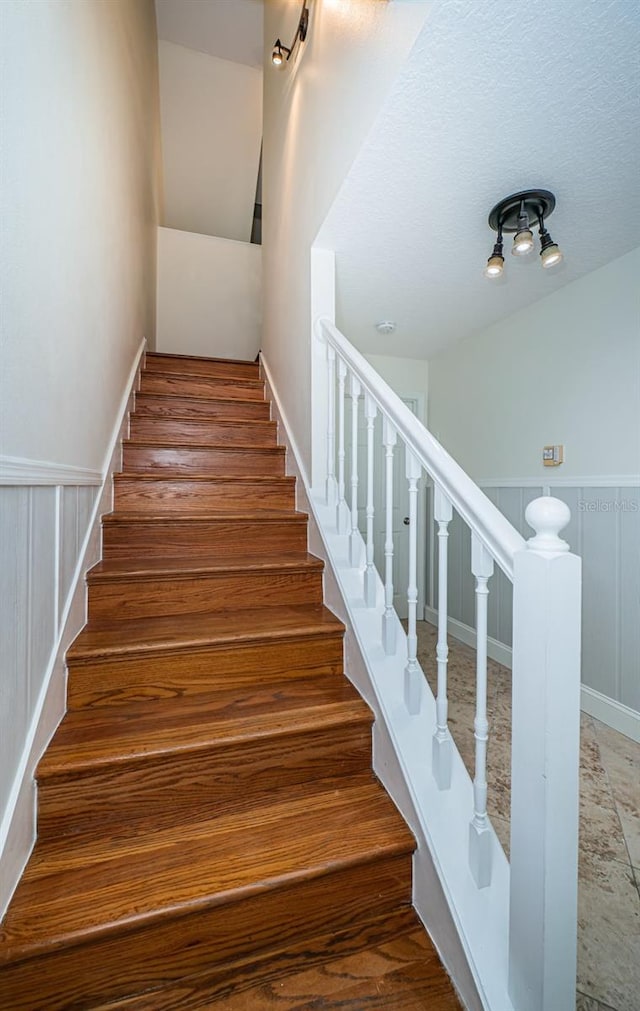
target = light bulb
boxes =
[512,228,534,256]
[484,254,504,279]
[541,243,563,268]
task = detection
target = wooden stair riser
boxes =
[134,393,271,421]
[66,633,345,709]
[37,722,373,839]
[102,516,308,561]
[129,416,278,448]
[122,443,285,477]
[145,354,260,381]
[114,476,296,513]
[1,854,412,1011]
[139,373,265,401]
[88,567,324,620]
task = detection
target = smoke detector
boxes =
[375,321,396,335]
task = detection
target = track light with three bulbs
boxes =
[484,189,563,280]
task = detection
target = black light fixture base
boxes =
[488,189,556,233]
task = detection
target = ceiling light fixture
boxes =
[271,1,309,67]
[485,189,563,279]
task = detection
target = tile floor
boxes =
[415,622,640,1011]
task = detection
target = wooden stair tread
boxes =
[68,604,344,660]
[123,439,284,454]
[0,783,413,963]
[88,553,323,580]
[102,510,307,525]
[145,351,259,368]
[141,372,264,388]
[38,676,369,774]
[114,472,294,484]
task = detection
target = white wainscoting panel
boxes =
[425,482,639,736]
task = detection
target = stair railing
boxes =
[313,317,581,1011]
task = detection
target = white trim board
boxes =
[423,606,513,669]
[581,686,640,744]
[0,338,146,918]
[423,608,640,744]
[477,476,640,488]
[0,457,102,486]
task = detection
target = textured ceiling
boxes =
[318,0,640,360]
[155,0,264,68]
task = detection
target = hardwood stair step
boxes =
[114,473,296,513]
[139,372,266,401]
[129,415,278,447]
[144,352,260,381]
[122,440,285,476]
[134,391,271,421]
[86,554,324,620]
[102,511,308,560]
[66,604,345,708]
[128,922,460,1011]
[36,676,373,837]
[0,783,415,1010]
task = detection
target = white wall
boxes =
[158,40,262,242]
[364,353,429,422]
[157,227,261,360]
[428,247,640,482]
[0,0,162,472]
[262,0,430,479]
[0,0,161,913]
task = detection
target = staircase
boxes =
[0,352,459,1010]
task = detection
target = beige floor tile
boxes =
[577,852,640,1011]
[576,991,617,1011]
[593,719,640,869]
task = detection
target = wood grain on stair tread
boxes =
[139,373,266,401]
[1,783,413,960]
[102,512,309,560]
[122,442,286,476]
[88,912,446,1011]
[87,558,324,620]
[39,676,370,771]
[1,855,413,1011]
[134,392,271,421]
[129,416,278,447]
[144,352,260,380]
[114,473,296,512]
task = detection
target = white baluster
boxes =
[349,373,361,566]
[335,358,349,534]
[364,394,377,605]
[325,343,337,508]
[508,497,581,1011]
[404,450,422,715]
[432,485,453,790]
[469,532,494,888]
[382,419,397,653]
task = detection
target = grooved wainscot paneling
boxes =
[426,483,640,722]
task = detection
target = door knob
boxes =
[403,516,410,525]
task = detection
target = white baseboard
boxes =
[0,457,102,486]
[0,338,146,918]
[423,606,513,669]
[580,685,640,743]
[423,607,640,744]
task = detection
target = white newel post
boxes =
[382,418,397,654]
[508,497,581,1011]
[432,484,453,790]
[325,344,337,507]
[349,373,361,566]
[404,450,422,715]
[364,393,377,605]
[469,531,494,888]
[336,359,349,534]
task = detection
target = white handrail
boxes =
[318,318,525,579]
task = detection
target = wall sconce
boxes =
[271,1,309,67]
[484,189,563,279]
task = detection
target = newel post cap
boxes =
[525,496,571,554]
